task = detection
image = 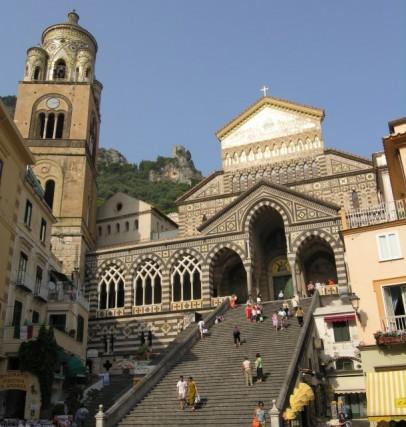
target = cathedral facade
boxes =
[85,98,381,361]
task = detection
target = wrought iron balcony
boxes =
[374,315,406,345]
[345,199,406,229]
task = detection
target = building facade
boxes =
[0,100,34,356]
[342,119,406,424]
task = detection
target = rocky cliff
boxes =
[148,145,203,185]
[98,148,128,166]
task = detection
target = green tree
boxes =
[19,325,59,411]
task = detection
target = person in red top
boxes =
[245,304,252,320]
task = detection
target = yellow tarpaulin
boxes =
[367,370,406,422]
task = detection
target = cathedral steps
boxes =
[83,375,133,427]
[116,298,312,427]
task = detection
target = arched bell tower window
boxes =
[53,59,67,80]
[55,113,64,138]
[85,67,91,79]
[45,113,55,138]
[37,112,65,139]
[33,66,41,80]
[44,180,55,209]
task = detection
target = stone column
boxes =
[201,264,211,308]
[160,268,171,312]
[245,263,253,297]
[269,399,281,427]
[288,255,298,298]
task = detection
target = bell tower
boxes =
[14,11,102,286]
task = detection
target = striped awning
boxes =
[367,371,406,421]
[324,314,356,323]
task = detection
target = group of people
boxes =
[242,353,264,386]
[176,376,200,411]
[307,279,337,296]
[271,298,305,330]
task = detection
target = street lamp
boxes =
[349,293,360,315]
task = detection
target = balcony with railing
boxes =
[2,324,85,358]
[374,315,406,345]
[344,199,406,230]
[48,278,89,311]
[12,271,34,293]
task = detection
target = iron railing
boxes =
[346,199,406,229]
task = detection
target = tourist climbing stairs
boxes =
[116,298,312,427]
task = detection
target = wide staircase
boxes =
[117,298,312,427]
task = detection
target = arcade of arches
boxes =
[94,204,340,312]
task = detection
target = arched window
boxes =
[116,223,120,233]
[33,66,40,80]
[53,59,67,80]
[85,67,91,79]
[351,190,360,209]
[125,221,129,232]
[98,265,125,309]
[75,67,79,81]
[44,180,55,209]
[171,255,201,302]
[45,113,55,138]
[134,219,139,230]
[98,226,102,237]
[133,259,162,306]
[99,283,107,309]
[107,225,111,235]
[37,113,46,138]
[55,113,64,139]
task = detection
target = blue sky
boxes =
[1,1,405,175]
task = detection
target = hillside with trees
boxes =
[96,148,203,213]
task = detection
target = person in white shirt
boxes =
[176,375,188,410]
[291,296,298,314]
[197,319,205,339]
[242,357,253,386]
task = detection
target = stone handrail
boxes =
[276,293,320,412]
[101,298,230,427]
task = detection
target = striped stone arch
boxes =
[206,242,247,266]
[291,229,341,255]
[96,258,128,279]
[167,248,204,303]
[205,242,247,301]
[167,247,205,268]
[291,229,347,286]
[242,198,292,233]
[129,253,166,275]
[130,255,165,307]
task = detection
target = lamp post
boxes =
[349,293,360,319]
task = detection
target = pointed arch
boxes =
[98,264,126,309]
[132,258,162,306]
[169,252,202,302]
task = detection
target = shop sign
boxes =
[0,372,29,391]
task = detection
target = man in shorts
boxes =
[176,375,188,410]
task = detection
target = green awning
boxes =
[58,351,86,377]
